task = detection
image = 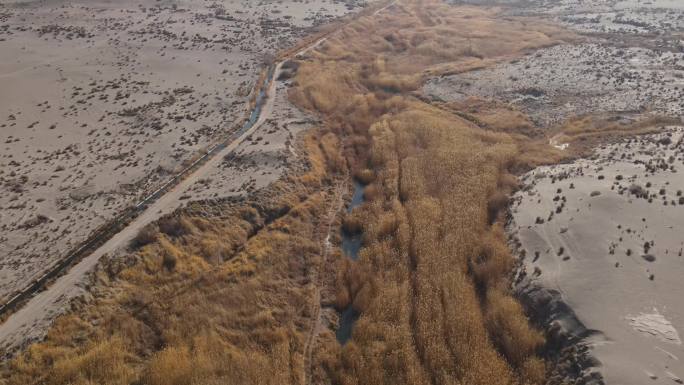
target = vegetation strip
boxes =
[2,1,675,384]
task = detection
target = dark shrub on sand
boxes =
[158,216,192,237]
[132,224,157,248]
[629,184,646,197]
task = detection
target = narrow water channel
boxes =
[335,180,364,344]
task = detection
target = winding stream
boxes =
[336,180,364,344]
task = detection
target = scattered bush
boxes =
[132,224,158,248]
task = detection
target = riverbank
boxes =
[511,128,684,384]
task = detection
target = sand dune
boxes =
[512,128,684,384]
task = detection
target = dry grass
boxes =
[551,114,680,155]
[0,130,347,385]
[318,105,546,385]
[288,1,575,384]
[0,1,646,385]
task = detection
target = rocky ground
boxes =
[0,0,365,304]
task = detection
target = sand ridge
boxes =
[512,128,684,384]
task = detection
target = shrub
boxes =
[354,168,375,185]
[342,213,363,235]
[144,346,192,385]
[162,251,177,271]
[158,216,193,237]
[487,190,510,224]
[131,224,158,248]
[362,184,380,201]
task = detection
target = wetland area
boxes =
[0,0,683,384]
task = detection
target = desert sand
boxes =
[512,128,684,384]
[0,0,365,305]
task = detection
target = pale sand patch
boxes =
[628,311,682,345]
[512,128,684,385]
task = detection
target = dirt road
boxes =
[0,0,398,356]
[0,59,288,354]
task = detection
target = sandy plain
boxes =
[0,0,364,305]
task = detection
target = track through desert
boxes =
[0,0,397,357]
[0,36,306,354]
